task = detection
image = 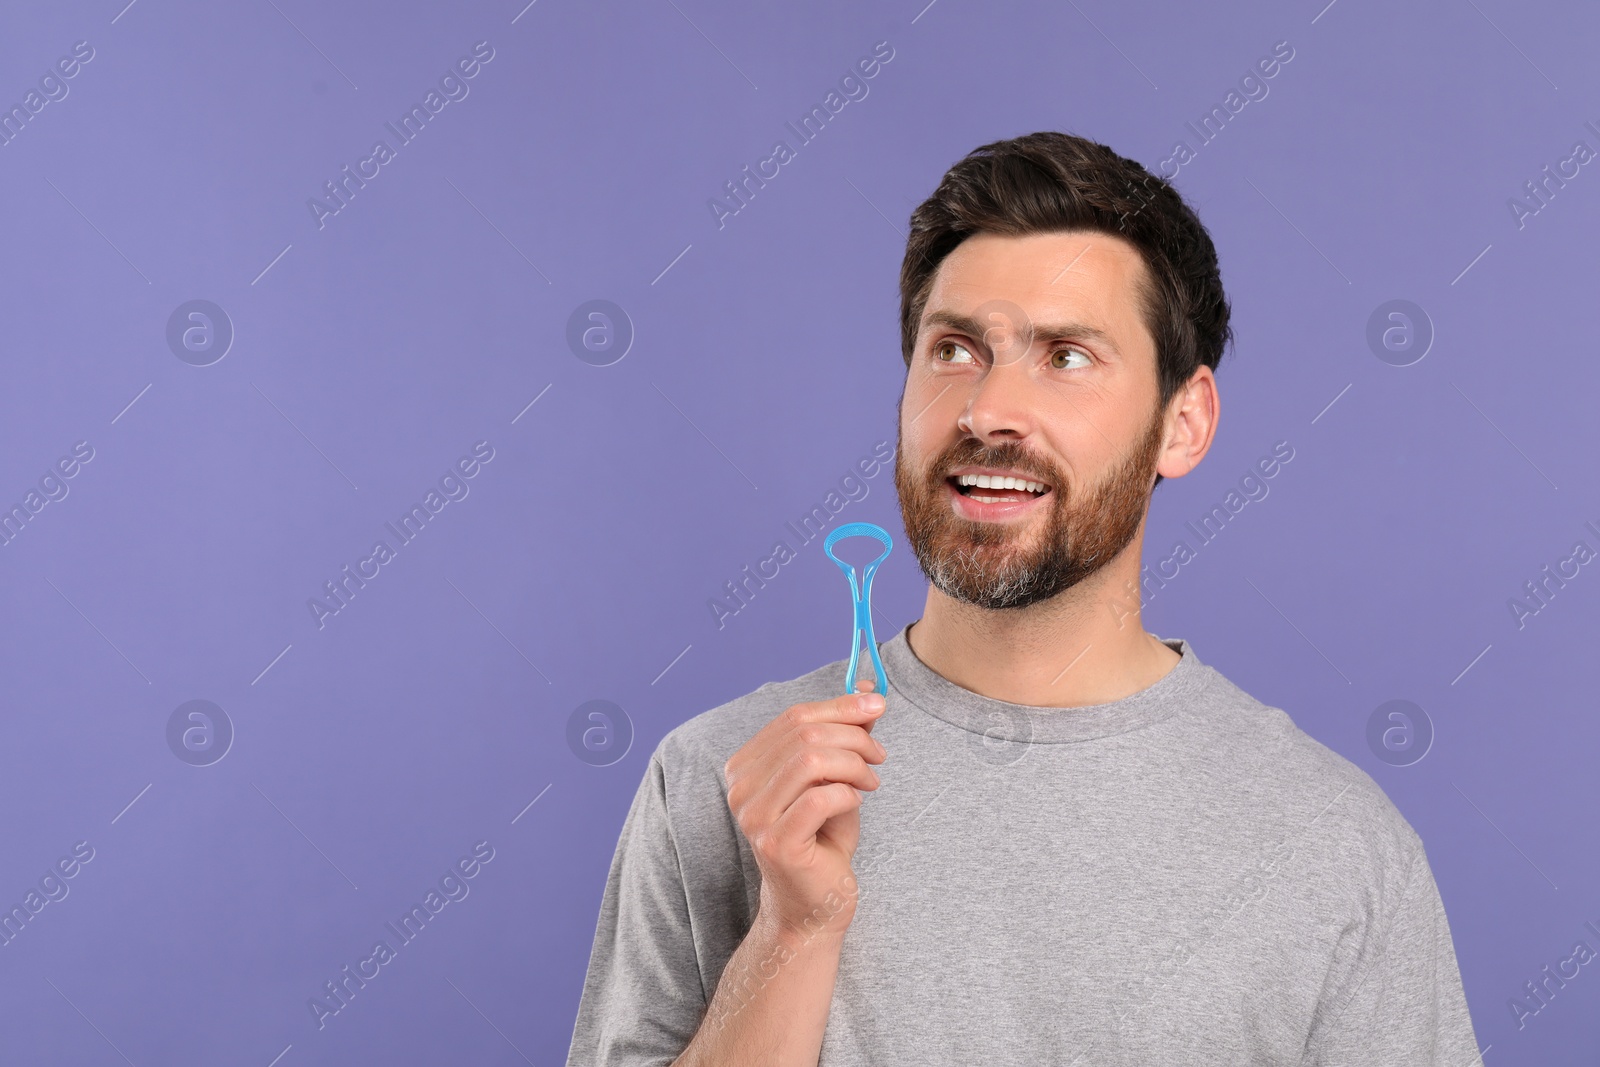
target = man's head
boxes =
[893,132,1231,611]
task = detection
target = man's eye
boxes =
[933,340,975,363]
[1051,347,1091,370]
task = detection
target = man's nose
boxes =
[959,344,1035,440]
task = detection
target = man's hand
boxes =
[723,688,887,943]
[672,685,887,1067]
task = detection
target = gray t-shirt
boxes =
[565,624,1481,1066]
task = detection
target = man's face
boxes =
[894,229,1168,611]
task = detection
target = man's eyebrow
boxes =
[919,310,1122,357]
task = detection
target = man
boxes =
[565,131,1481,1066]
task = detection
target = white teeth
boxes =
[955,473,1047,493]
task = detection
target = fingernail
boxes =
[860,693,885,712]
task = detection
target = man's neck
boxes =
[904,563,1180,709]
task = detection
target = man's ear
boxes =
[1155,366,1219,482]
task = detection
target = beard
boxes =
[893,403,1166,611]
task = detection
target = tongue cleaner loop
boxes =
[822,521,893,697]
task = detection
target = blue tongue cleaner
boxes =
[850,637,878,694]
[821,521,894,698]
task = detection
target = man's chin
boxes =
[933,514,1042,550]
[929,570,1060,612]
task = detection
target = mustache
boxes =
[931,449,1060,488]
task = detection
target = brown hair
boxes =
[899,131,1233,487]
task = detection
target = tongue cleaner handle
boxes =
[822,521,893,697]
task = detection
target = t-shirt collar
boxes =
[879,621,1205,744]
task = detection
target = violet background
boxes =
[1,0,1596,1063]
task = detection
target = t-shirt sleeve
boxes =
[1301,842,1482,1067]
[565,753,710,1067]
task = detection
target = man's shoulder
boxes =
[1186,657,1425,874]
[649,655,850,782]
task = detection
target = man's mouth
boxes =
[946,472,1052,507]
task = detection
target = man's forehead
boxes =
[932,229,1141,286]
[919,232,1150,356]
